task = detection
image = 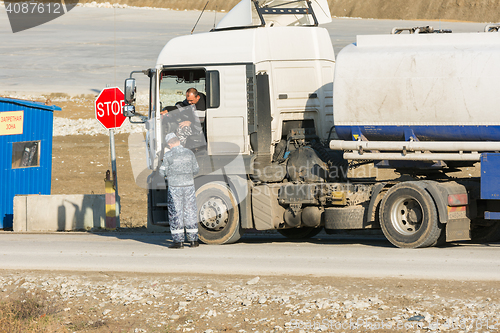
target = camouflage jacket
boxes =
[159,145,199,187]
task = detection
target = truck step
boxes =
[155,221,169,226]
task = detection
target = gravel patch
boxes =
[1,271,499,332]
[53,117,146,136]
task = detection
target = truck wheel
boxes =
[196,182,242,245]
[277,227,323,240]
[380,183,442,248]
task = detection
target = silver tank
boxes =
[333,31,500,142]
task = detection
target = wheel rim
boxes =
[390,196,423,236]
[199,196,229,231]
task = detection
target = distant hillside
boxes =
[79,0,500,23]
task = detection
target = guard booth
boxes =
[0,97,60,229]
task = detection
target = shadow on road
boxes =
[90,228,398,248]
[88,227,500,249]
[91,227,171,247]
[239,230,395,248]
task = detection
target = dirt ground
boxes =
[80,0,500,23]
[2,270,500,333]
[52,134,148,228]
[49,96,148,228]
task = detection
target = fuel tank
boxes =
[333,31,500,142]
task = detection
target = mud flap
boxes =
[446,218,471,242]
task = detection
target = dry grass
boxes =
[0,291,65,333]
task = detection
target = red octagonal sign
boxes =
[95,87,126,129]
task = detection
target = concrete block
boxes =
[13,196,27,232]
[13,194,106,232]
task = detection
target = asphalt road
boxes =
[0,5,488,96]
[1,231,499,280]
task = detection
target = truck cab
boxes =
[124,0,341,244]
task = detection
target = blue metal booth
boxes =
[0,97,60,229]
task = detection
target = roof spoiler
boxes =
[214,0,332,31]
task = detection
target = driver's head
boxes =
[186,88,200,105]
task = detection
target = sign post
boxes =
[95,87,126,229]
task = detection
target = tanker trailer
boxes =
[329,28,500,247]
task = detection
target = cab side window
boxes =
[206,71,220,108]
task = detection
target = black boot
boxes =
[169,242,184,249]
[189,241,199,248]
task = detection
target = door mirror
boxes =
[123,78,136,117]
[124,78,136,104]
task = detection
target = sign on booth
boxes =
[0,111,24,136]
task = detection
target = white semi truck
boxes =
[123,0,500,248]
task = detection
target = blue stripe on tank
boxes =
[335,125,500,142]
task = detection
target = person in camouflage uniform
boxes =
[159,133,200,248]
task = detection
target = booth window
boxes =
[12,141,40,168]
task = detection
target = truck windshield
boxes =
[159,69,206,110]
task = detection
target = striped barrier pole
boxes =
[105,170,116,230]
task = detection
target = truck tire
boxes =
[380,182,443,248]
[277,227,323,240]
[196,182,242,245]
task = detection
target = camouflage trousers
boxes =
[167,185,198,243]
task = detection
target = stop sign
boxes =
[95,87,126,129]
